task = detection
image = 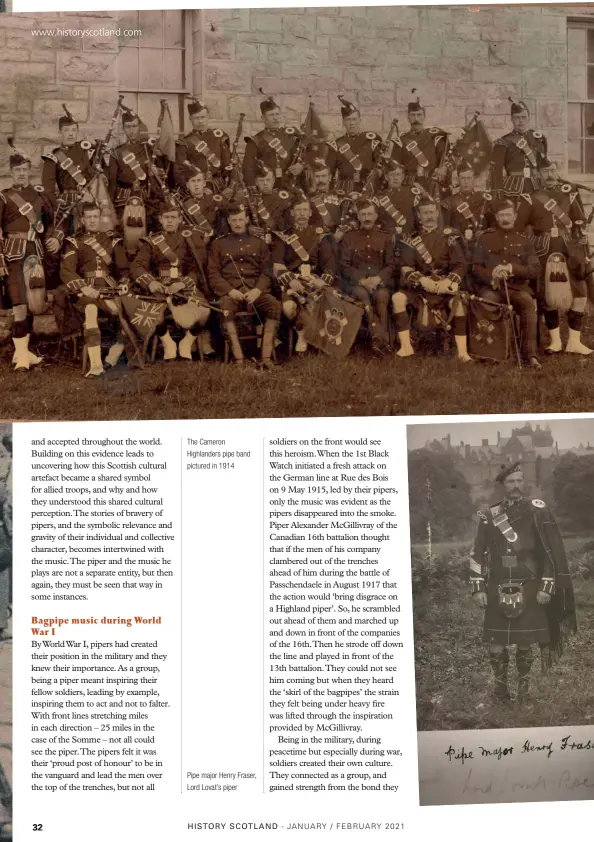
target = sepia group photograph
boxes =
[2,5,594,420]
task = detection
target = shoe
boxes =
[528,356,542,370]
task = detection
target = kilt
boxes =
[483,577,550,647]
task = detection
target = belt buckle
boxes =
[502,554,517,569]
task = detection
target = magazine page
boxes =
[0,1,592,841]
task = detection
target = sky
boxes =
[406,418,594,452]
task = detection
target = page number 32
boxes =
[33,824,43,831]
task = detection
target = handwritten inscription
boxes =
[445,734,592,765]
[461,767,594,797]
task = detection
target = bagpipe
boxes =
[361,118,400,198]
[227,113,262,230]
[276,267,335,306]
[443,111,480,184]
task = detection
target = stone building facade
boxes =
[2,5,594,184]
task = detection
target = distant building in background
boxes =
[422,423,594,505]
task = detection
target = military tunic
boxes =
[57,231,130,339]
[397,226,467,334]
[174,128,231,189]
[207,233,280,320]
[330,131,382,192]
[177,191,223,240]
[41,141,95,206]
[397,127,448,188]
[472,226,540,358]
[442,190,493,243]
[400,227,466,287]
[250,189,292,233]
[108,141,161,207]
[339,225,396,341]
[130,229,208,302]
[242,128,301,189]
[308,191,343,233]
[374,186,421,236]
[0,184,55,308]
[471,497,557,646]
[490,129,548,196]
[60,231,128,295]
[271,225,336,281]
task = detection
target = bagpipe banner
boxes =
[302,287,364,359]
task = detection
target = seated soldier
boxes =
[393,196,471,361]
[515,161,592,356]
[59,202,131,377]
[248,161,291,237]
[308,159,343,234]
[271,191,336,354]
[339,197,396,355]
[207,203,280,369]
[442,161,493,250]
[177,163,222,243]
[130,199,210,361]
[374,159,419,238]
[472,197,541,369]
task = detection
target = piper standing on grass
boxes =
[470,461,576,703]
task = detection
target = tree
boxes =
[407,449,475,543]
[551,452,594,533]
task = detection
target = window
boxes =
[568,22,594,175]
[116,10,192,137]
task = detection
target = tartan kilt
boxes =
[483,577,550,646]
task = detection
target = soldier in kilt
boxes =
[470,462,576,702]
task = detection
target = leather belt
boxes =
[84,271,108,279]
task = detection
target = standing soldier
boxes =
[130,198,211,361]
[331,96,382,194]
[59,202,131,377]
[339,197,395,354]
[243,93,303,190]
[176,164,222,243]
[472,197,542,368]
[515,161,592,356]
[393,196,470,361]
[374,159,420,238]
[41,105,95,216]
[0,141,60,371]
[490,98,548,197]
[108,105,163,240]
[399,91,448,193]
[174,98,231,193]
[271,191,336,354]
[207,203,280,369]
[470,461,576,702]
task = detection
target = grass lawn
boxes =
[2,334,594,421]
[413,543,594,731]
